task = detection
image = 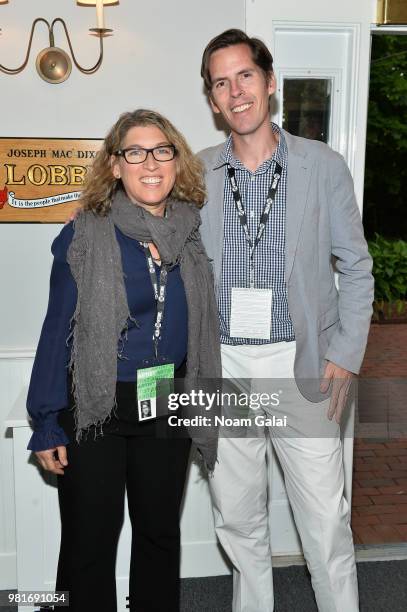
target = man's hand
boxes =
[35,446,68,475]
[320,361,353,424]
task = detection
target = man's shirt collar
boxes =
[215,123,287,173]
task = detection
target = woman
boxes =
[27,109,221,612]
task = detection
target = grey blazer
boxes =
[198,129,374,402]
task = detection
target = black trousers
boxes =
[55,380,191,612]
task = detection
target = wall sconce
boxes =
[0,0,118,84]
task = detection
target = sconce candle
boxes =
[96,0,104,29]
[77,1,118,29]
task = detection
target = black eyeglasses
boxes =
[114,145,177,164]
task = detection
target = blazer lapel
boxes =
[199,142,226,290]
[284,130,312,283]
[206,164,225,289]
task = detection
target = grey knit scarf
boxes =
[67,189,222,470]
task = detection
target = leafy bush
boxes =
[364,35,407,240]
[368,234,407,319]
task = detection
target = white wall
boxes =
[0,0,245,588]
[0,0,244,350]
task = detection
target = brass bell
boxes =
[36,46,72,84]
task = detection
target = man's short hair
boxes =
[201,28,274,93]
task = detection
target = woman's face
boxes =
[112,125,177,213]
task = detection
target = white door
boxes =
[247,0,375,556]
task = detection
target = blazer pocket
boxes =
[318,304,340,333]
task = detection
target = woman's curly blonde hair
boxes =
[81,109,206,215]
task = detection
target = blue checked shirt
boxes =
[219,123,295,345]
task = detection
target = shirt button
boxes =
[250,211,255,218]
[250,175,255,181]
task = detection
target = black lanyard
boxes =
[227,162,282,287]
[141,243,168,359]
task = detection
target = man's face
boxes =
[208,43,275,137]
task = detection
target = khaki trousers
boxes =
[208,342,359,612]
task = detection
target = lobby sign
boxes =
[0,138,103,222]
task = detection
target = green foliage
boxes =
[364,35,407,240]
[368,233,407,318]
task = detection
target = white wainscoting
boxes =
[0,352,35,589]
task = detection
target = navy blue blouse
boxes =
[27,222,188,451]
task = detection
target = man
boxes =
[198,29,374,612]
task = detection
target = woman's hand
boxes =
[35,446,68,475]
[148,242,161,263]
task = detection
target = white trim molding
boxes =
[268,20,362,183]
[0,349,35,360]
[371,24,407,34]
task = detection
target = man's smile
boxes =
[231,102,253,113]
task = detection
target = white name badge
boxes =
[230,287,272,340]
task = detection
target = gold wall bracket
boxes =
[377,0,407,25]
[0,17,112,83]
